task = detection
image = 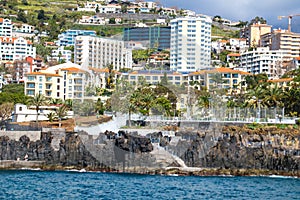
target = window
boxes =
[39,76,43,82]
[27,83,35,88]
[27,90,34,95]
[223,74,230,78]
[27,76,35,81]
[232,73,238,78]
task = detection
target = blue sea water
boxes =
[0,170,299,200]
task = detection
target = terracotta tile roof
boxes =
[295,56,300,61]
[227,53,241,57]
[0,36,32,45]
[189,68,251,76]
[26,72,62,77]
[61,67,86,73]
[240,71,252,75]
[89,67,109,73]
[89,67,120,74]
[268,78,293,83]
[0,18,3,23]
[220,40,228,43]
[189,71,205,75]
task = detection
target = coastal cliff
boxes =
[0,125,299,177]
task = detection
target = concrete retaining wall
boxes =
[0,131,41,141]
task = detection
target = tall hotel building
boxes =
[170,16,212,72]
[74,36,132,70]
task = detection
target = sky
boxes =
[159,0,300,32]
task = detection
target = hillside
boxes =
[0,0,239,40]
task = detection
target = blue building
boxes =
[56,29,96,46]
[123,27,171,50]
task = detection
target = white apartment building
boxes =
[229,38,248,52]
[24,63,93,100]
[79,15,109,25]
[0,18,12,37]
[77,2,121,13]
[240,47,290,79]
[74,35,132,70]
[0,37,36,62]
[137,1,157,9]
[13,104,74,123]
[48,46,72,63]
[292,57,300,69]
[13,23,35,33]
[270,30,300,59]
[123,70,187,86]
[170,16,212,72]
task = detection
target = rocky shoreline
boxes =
[0,124,299,178]
[0,161,299,178]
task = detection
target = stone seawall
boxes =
[0,125,299,177]
[0,131,41,142]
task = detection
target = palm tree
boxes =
[49,98,63,106]
[64,99,73,110]
[263,84,285,118]
[95,98,105,115]
[263,84,284,108]
[197,91,210,117]
[46,112,56,122]
[245,86,265,109]
[128,92,140,127]
[56,105,69,127]
[27,93,48,123]
[154,96,172,116]
[198,94,210,109]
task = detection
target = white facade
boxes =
[48,46,72,63]
[24,63,92,100]
[77,2,121,13]
[79,15,109,25]
[0,18,12,37]
[229,38,248,52]
[240,47,290,79]
[0,37,36,62]
[13,23,35,33]
[137,1,157,9]
[74,35,132,70]
[13,104,74,123]
[170,16,212,72]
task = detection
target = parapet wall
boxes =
[0,131,41,142]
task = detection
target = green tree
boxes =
[0,102,14,123]
[37,10,46,20]
[249,16,267,25]
[56,105,69,127]
[27,93,48,122]
[263,84,284,108]
[95,98,105,115]
[96,5,100,13]
[17,10,27,23]
[46,112,56,122]
[105,63,115,89]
